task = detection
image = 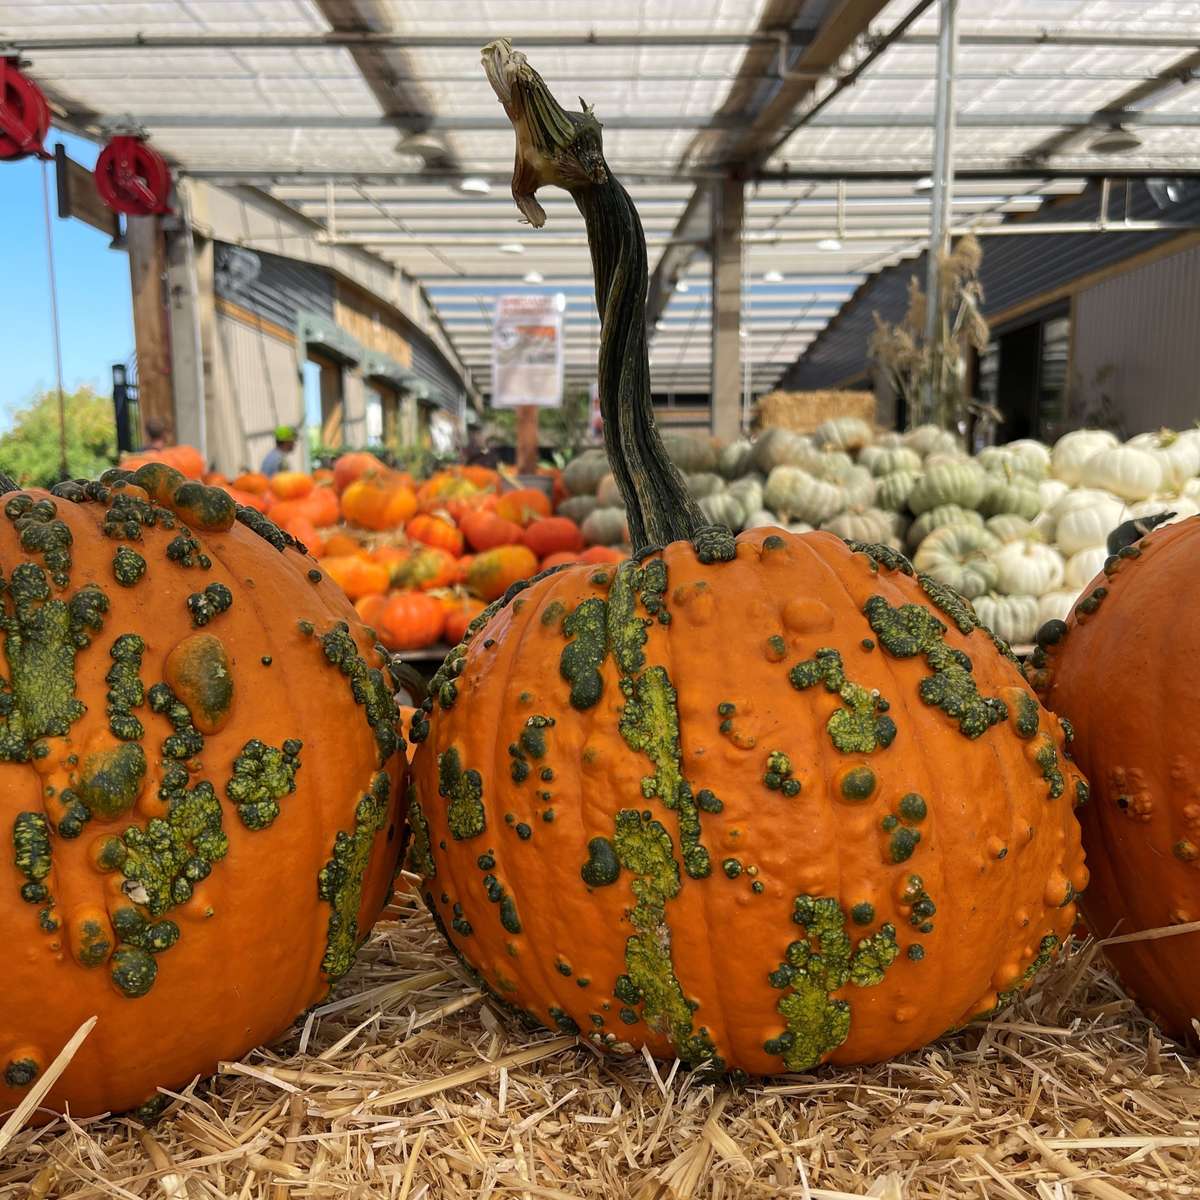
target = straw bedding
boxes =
[2,883,1198,1199]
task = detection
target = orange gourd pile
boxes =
[113,439,617,659]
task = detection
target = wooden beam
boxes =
[127,215,174,441]
[516,407,539,475]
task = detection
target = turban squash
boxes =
[1029,516,1200,1043]
[404,41,1087,1077]
[0,467,407,1118]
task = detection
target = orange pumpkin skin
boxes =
[269,471,315,500]
[321,555,391,600]
[465,545,539,602]
[442,596,486,644]
[342,478,418,532]
[324,531,363,559]
[398,547,459,592]
[524,516,583,559]
[407,514,465,557]
[579,545,624,566]
[232,472,270,496]
[461,510,524,553]
[0,481,406,1119]
[495,488,552,527]
[123,446,206,481]
[1031,518,1200,1041]
[333,452,388,495]
[408,531,1086,1073]
[540,551,582,570]
[378,591,446,651]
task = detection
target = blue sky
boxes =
[0,129,134,430]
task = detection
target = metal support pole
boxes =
[923,0,958,427]
[710,176,745,443]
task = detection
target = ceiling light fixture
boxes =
[816,237,842,251]
[914,176,933,193]
[763,269,784,283]
[499,242,526,254]
[458,176,491,195]
[523,270,544,283]
[1088,124,1143,155]
[675,280,690,293]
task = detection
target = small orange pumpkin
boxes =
[397,547,459,592]
[442,595,487,644]
[324,530,363,558]
[524,516,583,559]
[270,471,315,500]
[539,550,582,570]
[342,477,418,531]
[407,514,465,557]
[495,487,552,527]
[465,544,539,601]
[233,472,270,496]
[333,452,389,495]
[461,510,524,553]
[378,591,446,651]
[283,516,325,558]
[321,555,391,600]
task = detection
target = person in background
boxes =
[260,425,297,477]
[464,425,500,469]
[143,417,169,452]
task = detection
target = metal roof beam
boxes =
[132,113,754,131]
[899,31,1200,50]
[802,111,1200,129]
[7,30,812,52]
[644,0,892,333]
[312,0,458,172]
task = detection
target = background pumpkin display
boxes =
[0,471,407,1118]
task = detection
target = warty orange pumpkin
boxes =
[0,468,407,1118]
[1028,515,1200,1043]
[405,42,1087,1077]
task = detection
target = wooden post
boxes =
[710,176,745,443]
[516,405,539,476]
[127,215,174,442]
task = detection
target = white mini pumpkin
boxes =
[875,470,920,511]
[1037,478,1070,511]
[906,504,984,551]
[904,424,960,458]
[972,592,1041,645]
[985,514,1036,544]
[1037,589,1077,628]
[1051,428,1119,484]
[1125,497,1200,526]
[718,439,754,480]
[750,429,819,475]
[993,541,1065,597]
[822,506,894,545]
[1053,492,1127,556]
[908,461,987,515]
[1128,429,1200,490]
[763,466,845,524]
[814,416,873,452]
[1079,445,1164,501]
[867,446,922,477]
[913,525,1002,600]
[698,491,746,531]
[1064,545,1109,592]
[980,476,1041,521]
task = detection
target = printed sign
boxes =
[491,294,563,408]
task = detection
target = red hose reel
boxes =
[0,58,51,161]
[94,135,173,216]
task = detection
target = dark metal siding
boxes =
[410,335,464,412]
[782,182,1200,390]
[1073,242,1200,434]
[213,243,334,329]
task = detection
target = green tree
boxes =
[0,387,118,487]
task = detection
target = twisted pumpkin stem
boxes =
[482,39,705,554]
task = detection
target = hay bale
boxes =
[756,389,878,434]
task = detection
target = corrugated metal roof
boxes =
[781,179,1200,390]
[4,0,1200,397]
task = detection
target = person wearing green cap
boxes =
[260,425,297,477]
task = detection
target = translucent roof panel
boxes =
[6,0,1199,399]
